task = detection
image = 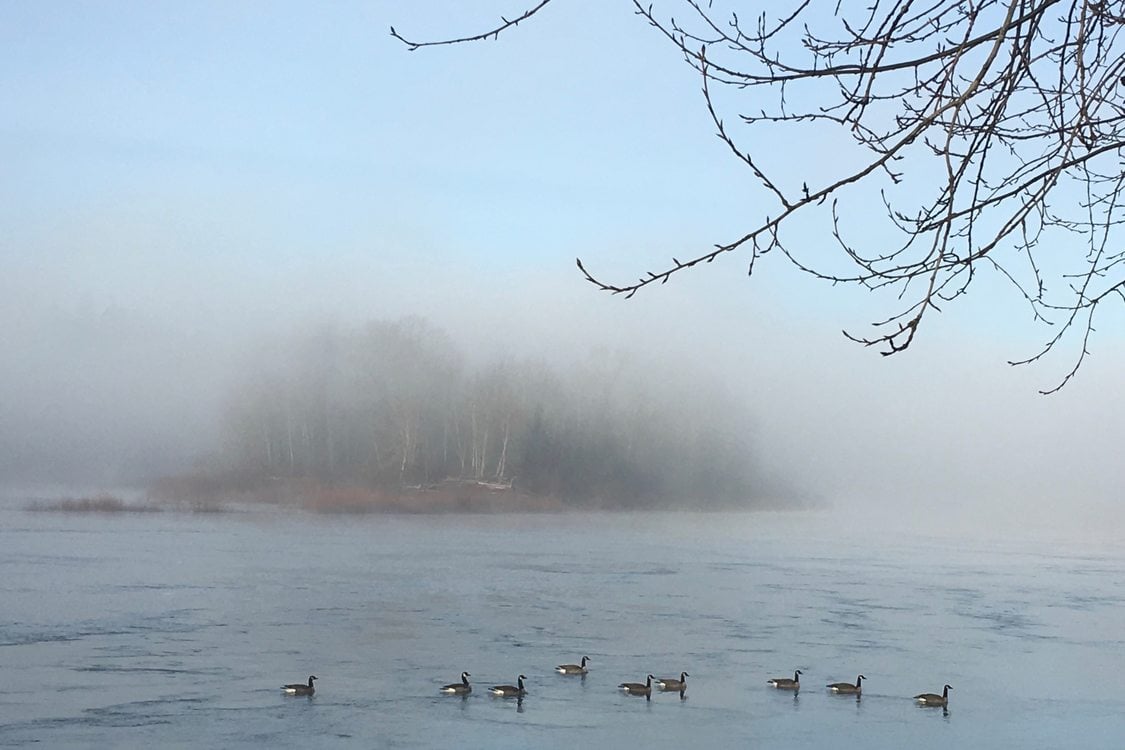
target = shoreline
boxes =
[18,480,809,516]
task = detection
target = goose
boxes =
[914,684,952,707]
[281,675,317,695]
[619,674,654,698]
[767,669,802,690]
[489,674,527,697]
[826,675,865,694]
[440,672,472,695]
[655,672,689,692]
[556,656,591,675]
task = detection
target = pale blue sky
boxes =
[2,1,842,309]
[2,1,1122,531]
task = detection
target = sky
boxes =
[2,1,1122,534]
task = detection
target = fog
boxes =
[3,2,1123,532]
[5,256,1123,529]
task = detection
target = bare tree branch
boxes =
[397,1,1125,391]
[390,1,556,50]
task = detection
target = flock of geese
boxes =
[282,659,953,709]
[768,670,952,707]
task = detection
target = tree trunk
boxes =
[494,417,510,479]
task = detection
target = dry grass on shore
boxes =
[146,474,566,514]
[303,482,564,514]
[25,494,160,513]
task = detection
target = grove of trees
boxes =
[221,316,782,508]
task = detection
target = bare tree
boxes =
[393,1,1125,392]
[220,316,772,506]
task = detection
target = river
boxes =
[2,505,1123,748]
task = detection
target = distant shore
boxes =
[22,475,806,515]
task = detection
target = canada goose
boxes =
[767,669,802,690]
[556,656,591,675]
[827,675,865,694]
[440,672,472,695]
[655,672,689,692]
[489,675,527,697]
[914,684,952,707]
[281,675,317,695]
[619,674,654,698]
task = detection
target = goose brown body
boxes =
[440,672,472,695]
[618,674,654,697]
[914,684,952,707]
[655,672,689,692]
[556,656,590,675]
[767,669,802,690]
[489,675,527,697]
[827,675,865,694]
[281,675,317,695]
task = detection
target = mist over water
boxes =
[2,506,1124,748]
[5,295,1123,525]
[4,2,1125,746]
[4,0,1125,522]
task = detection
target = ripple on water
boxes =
[5,512,1125,748]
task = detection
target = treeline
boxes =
[221,316,780,508]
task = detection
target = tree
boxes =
[219,316,776,507]
[392,1,1125,392]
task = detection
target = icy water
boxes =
[2,507,1124,749]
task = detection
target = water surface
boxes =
[2,507,1123,748]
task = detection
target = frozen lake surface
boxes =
[2,505,1124,748]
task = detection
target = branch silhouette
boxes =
[395,1,1125,391]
